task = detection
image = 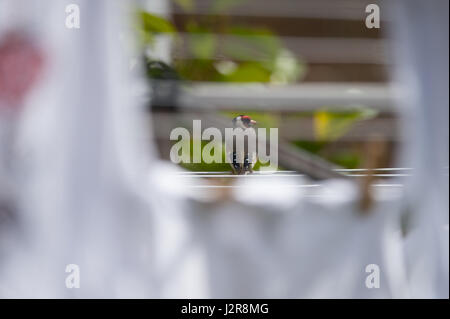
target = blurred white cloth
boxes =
[0,0,156,298]
[388,0,449,298]
[152,174,409,298]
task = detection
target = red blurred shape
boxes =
[0,31,45,109]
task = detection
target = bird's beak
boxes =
[250,120,257,125]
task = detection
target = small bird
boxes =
[226,115,257,175]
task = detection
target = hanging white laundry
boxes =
[387,0,449,298]
[150,175,409,298]
[0,0,157,298]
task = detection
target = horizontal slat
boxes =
[170,34,388,64]
[170,0,384,20]
[176,82,396,111]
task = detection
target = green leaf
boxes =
[328,151,361,169]
[135,27,154,46]
[222,62,271,82]
[186,22,217,60]
[139,11,176,34]
[314,108,378,141]
[192,34,217,60]
[222,26,281,62]
[174,59,221,81]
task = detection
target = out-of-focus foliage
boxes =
[178,139,263,171]
[293,108,378,168]
[135,3,378,170]
[145,60,180,80]
[222,27,280,61]
[136,11,176,47]
[135,1,305,84]
[174,0,195,12]
[185,22,217,60]
[328,151,361,169]
[293,140,361,169]
[314,108,377,142]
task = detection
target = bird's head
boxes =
[232,115,257,129]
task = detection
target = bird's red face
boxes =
[233,115,257,128]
